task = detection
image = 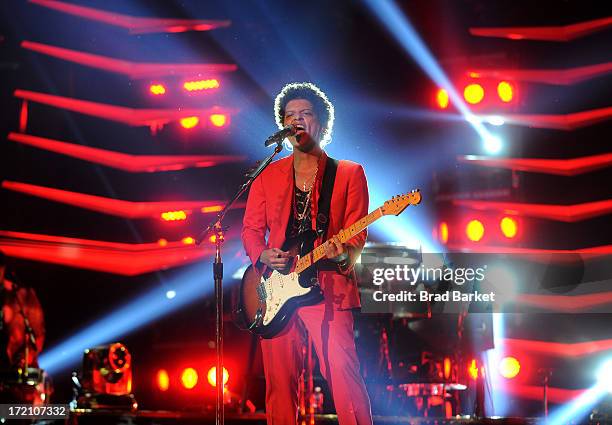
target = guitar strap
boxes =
[316,156,338,240]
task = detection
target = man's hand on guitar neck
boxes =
[324,236,350,270]
[260,248,291,271]
[324,235,346,259]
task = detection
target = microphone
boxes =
[264,125,297,147]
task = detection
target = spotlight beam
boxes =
[39,249,242,374]
[361,0,494,142]
[545,384,608,425]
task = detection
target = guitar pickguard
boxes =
[261,270,311,326]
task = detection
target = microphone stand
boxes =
[196,139,285,425]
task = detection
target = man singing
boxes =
[241,83,373,424]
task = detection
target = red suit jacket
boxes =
[241,151,369,310]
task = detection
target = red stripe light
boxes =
[19,100,28,132]
[14,89,236,129]
[22,40,238,79]
[30,0,231,35]
[0,231,213,276]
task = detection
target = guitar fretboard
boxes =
[294,207,383,274]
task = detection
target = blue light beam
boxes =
[545,383,608,425]
[361,0,494,143]
[39,261,222,374]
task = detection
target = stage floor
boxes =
[60,410,543,425]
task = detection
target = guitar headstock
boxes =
[381,189,422,216]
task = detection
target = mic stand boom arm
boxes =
[195,140,284,425]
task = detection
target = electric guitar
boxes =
[237,189,422,338]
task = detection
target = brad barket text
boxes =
[371,264,487,286]
[372,289,496,303]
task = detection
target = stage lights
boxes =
[439,221,449,244]
[201,205,223,213]
[463,83,484,105]
[209,113,228,128]
[180,116,199,129]
[149,84,166,95]
[500,216,518,239]
[498,356,521,379]
[73,343,137,410]
[207,366,229,387]
[443,357,452,380]
[183,78,220,92]
[442,216,522,245]
[465,219,485,242]
[497,81,514,103]
[436,88,449,109]
[178,114,229,129]
[434,79,518,109]
[156,369,169,391]
[82,343,133,394]
[152,366,230,392]
[161,210,188,221]
[181,237,195,245]
[180,368,198,389]
[149,79,221,95]
[179,114,230,130]
[165,290,176,300]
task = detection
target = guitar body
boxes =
[237,231,324,338]
[238,265,323,338]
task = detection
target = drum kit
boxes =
[350,243,492,417]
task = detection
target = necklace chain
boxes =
[302,162,319,192]
[295,162,319,222]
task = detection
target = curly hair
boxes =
[274,82,335,149]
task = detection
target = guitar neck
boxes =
[294,207,384,274]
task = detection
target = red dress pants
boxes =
[260,302,373,425]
